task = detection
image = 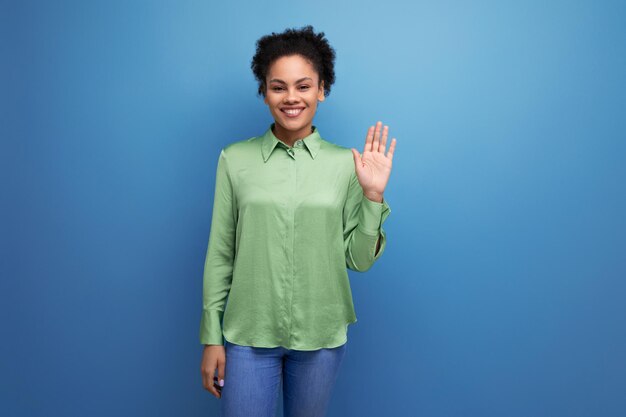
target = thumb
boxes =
[351,148,361,170]
[217,357,226,387]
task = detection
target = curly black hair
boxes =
[250,25,336,98]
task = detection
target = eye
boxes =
[299,85,310,90]
[271,86,284,91]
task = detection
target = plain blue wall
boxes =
[2,0,625,416]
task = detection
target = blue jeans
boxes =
[220,339,348,417]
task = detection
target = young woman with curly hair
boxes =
[200,25,397,417]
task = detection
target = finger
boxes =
[351,148,362,170]
[372,121,382,152]
[202,367,217,396]
[387,138,396,161]
[201,363,211,389]
[379,125,389,154]
[201,368,209,391]
[363,125,374,154]
[205,366,220,398]
[217,358,226,391]
[213,377,223,395]
[210,376,221,398]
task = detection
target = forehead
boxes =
[267,55,318,81]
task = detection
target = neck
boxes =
[272,122,313,147]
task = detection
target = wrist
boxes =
[363,191,383,203]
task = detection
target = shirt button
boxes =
[295,140,303,147]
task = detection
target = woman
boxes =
[200,25,396,417]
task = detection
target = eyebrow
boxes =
[269,77,313,84]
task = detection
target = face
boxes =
[263,54,325,141]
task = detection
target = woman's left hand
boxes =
[351,121,396,202]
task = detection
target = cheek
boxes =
[266,98,280,109]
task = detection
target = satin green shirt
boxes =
[199,123,391,350]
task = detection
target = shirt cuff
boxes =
[199,309,225,345]
[357,194,391,236]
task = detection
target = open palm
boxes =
[351,121,396,197]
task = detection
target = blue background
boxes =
[2,0,625,416]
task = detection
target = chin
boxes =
[276,117,308,130]
[285,120,308,129]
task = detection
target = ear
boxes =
[318,80,326,102]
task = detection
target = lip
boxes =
[280,107,305,118]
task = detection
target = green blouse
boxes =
[199,123,391,350]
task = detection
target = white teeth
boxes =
[283,108,303,115]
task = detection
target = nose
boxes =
[284,87,300,104]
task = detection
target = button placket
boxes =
[285,150,297,346]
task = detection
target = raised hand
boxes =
[350,121,396,202]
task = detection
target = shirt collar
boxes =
[261,122,322,162]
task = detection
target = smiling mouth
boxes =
[281,108,305,118]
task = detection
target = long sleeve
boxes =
[199,149,237,345]
[343,169,391,272]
